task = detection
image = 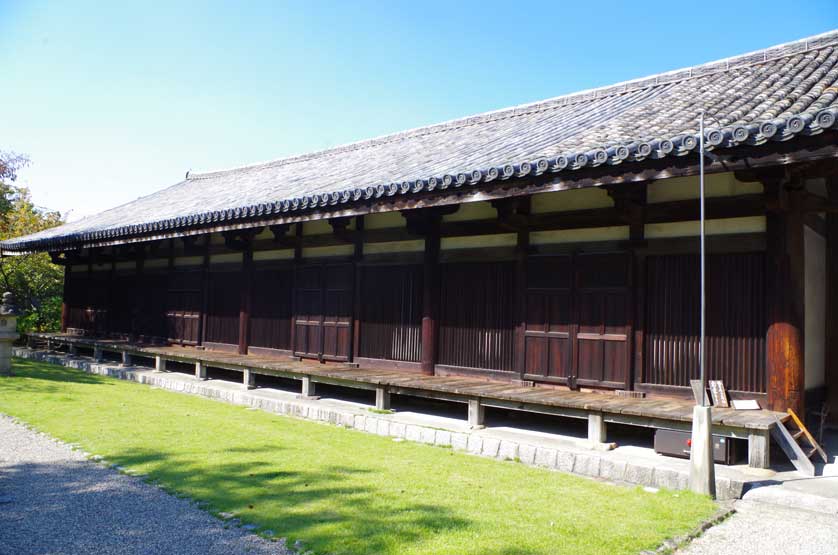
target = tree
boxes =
[0,152,65,332]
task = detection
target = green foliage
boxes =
[1,359,718,555]
[0,152,65,332]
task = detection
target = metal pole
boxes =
[690,112,715,497]
[699,111,707,407]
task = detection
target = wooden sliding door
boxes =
[574,253,631,389]
[165,269,202,344]
[293,263,353,361]
[524,256,573,380]
[523,252,631,389]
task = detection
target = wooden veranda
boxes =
[26,332,786,469]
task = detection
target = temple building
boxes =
[4,32,837,462]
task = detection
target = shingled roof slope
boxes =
[5,30,838,253]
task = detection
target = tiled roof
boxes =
[5,30,838,253]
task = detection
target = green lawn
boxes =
[0,358,715,555]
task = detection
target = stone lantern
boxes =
[0,292,19,377]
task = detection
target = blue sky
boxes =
[2,1,836,221]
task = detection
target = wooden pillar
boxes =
[512,198,531,378]
[421,222,440,376]
[60,265,70,332]
[826,177,838,425]
[133,250,145,341]
[352,216,364,362]
[289,223,302,354]
[238,246,253,355]
[198,238,210,347]
[748,429,771,469]
[610,183,647,392]
[765,179,806,415]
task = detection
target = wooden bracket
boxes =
[401,205,458,236]
[328,217,355,243]
[222,227,261,250]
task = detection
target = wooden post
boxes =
[198,238,210,347]
[238,246,253,355]
[155,355,166,372]
[421,221,440,376]
[609,183,647,391]
[121,351,132,366]
[289,223,302,354]
[748,429,771,469]
[352,216,364,362]
[512,198,531,378]
[61,265,70,332]
[132,249,145,341]
[765,178,806,415]
[826,177,838,425]
[195,361,207,380]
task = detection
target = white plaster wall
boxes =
[173,256,202,267]
[441,234,516,250]
[364,240,425,254]
[645,216,766,239]
[209,252,242,265]
[530,226,629,245]
[144,258,169,269]
[365,212,404,229]
[253,249,294,261]
[805,225,827,391]
[442,201,497,222]
[301,245,353,258]
[531,187,613,213]
[646,172,762,203]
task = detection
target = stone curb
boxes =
[14,348,744,499]
[641,502,736,554]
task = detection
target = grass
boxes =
[0,358,716,555]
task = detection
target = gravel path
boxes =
[679,499,838,555]
[0,414,294,555]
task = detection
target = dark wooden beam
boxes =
[100,194,768,264]
[763,173,806,414]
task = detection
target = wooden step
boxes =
[787,409,828,463]
[792,430,805,441]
